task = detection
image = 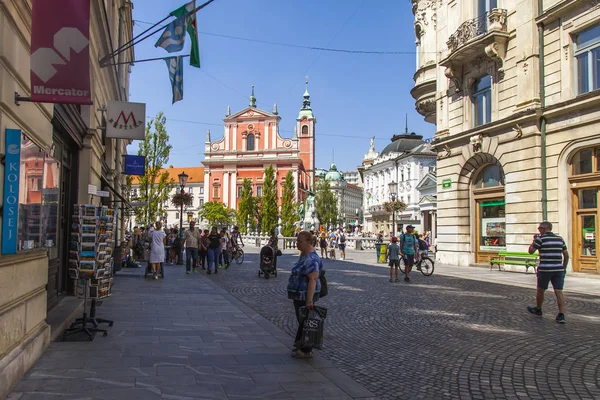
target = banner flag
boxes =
[164,56,183,104]
[155,16,187,53]
[30,0,91,104]
[171,1,200,68]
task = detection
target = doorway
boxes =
[472,164,505,264]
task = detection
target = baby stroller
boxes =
[258,245,278,279]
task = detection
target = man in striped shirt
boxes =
[527,221,569,323]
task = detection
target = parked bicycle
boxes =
[400,254,435,276]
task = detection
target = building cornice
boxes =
[535,0,580,25]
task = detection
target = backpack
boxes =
[173,236,182,248]
[339,233,345,243]
[418,238,429,251]
[319,269,328,298]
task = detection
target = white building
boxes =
[316,163,364,229]
[130,166,205,230]
[342,170,362,187]
[359,133,437,236]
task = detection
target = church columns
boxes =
[224,125,229,150]
[232,124,237,150]
[264,123,269,151]
[230,171,237,210]
[272,123,277,149]
[223,172,229,207]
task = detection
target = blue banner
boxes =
[123,155,145,176]
[2,129,22,254]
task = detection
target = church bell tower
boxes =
[297,79,316,189]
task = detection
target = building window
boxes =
[478,0,497,16]
[472,75,492,127]
[200,186,204,194]
[213,186,220,198]
[188,187,193,194]
[256,185,263,197]
[474,164,504,188]
[575,24,600,94]
[415,25,422,69]
[237,186,243,198]
[247,134,255,151]
[131,188,137,196]
[302,125,308,135]
[176,212,179,219]
[199,199,204,207]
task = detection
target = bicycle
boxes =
[399,254,435,276]
[232,245,245,264]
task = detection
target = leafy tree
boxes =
[261,165,278,234]
[198,201,236,227]
[134,112,174,224]
[237,178,256,234]
[280,171,298,237]
[315,179,338,228]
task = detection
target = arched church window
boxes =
[247,134,255,151]
[474,164,504,189]
[302,125,308,135]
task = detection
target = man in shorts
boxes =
[527,221,569,323]
[336,228,346,260]
[387,236,401,282]
[400,225,419,282]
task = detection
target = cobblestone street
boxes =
[209,249,600,400]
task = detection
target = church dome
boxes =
[325,162,344,181]
[315,168,327,179]
[380,132,425,156]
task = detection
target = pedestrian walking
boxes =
[387,236,401,282]
[206,227,221,274]
[336,228,346,260]
[184,221,200,274]
[149,222,166,280]
[219,228,230,269]
[527,221,570,323]
[287,231,323,359]
[400,225,419,282]
[171,229,181,264]
[199,229,209,270]
[319,232,328,259]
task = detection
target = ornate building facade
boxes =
[202,85,316,210]
[316,163,364,228]
[412,0,600,273]
[359,133,437,235]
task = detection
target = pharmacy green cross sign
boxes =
[442,179,451,189]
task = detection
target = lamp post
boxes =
[388,181,398,237]
[178,171,188,265]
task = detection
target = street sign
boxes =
[442,179,451,189]
[130,201,148,207]
[88,184,97,195]
[96,190,109,198]
[123,155,145,175]
[106,101,146,140]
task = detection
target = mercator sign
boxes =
[2,129,22,254]
[30,0,91,104]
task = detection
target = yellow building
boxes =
[0,0,134,395]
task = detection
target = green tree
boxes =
[261,165,278,234]
[315,179,338,228]
[236,178,256,234]
[135,112,174,224]
[198,201,236,227]
[280,171,298,237]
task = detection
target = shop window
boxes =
[474,164,504,189]
[479,200,506,252]
[472,75,492,127]
[572,148,594,175]
[247,134,255,151]
[574,24,600,94]
[578,188,598,209]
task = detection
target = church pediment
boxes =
[225,107,278,121]
[416,172,437,190]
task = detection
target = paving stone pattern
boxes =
[208,249,600,400]
[8,263,376,400]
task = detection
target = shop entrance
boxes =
[569,147,600,273]
[473,164,505,264]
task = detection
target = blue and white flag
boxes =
[164,56,183,104]
[155,16,186,53]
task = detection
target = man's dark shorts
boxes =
[338,243,346,251]
[537,270,566,290]
[403,254,415,268]
[389,259,400,268]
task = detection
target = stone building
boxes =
[359,133,437,235]
[411,0,600,273]
[342,170,362,186]
[129,166,205,230]
[316,163,364,229]
[202,84,316,210]
[0,0,134,395]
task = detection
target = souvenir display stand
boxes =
[64,205,116,339]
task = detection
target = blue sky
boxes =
[127,0,435,172]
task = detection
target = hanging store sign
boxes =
[2,129,22,254]
[442,179,451,189]
[123,155,146,176]
[30,0,91,104]
[106,101,146,140]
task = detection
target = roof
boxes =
[131,166,204,185]
[380,132,434,157]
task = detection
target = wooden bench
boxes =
[490,251,538,273]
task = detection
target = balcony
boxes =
[440,9,509,90]
[411,62,437,124]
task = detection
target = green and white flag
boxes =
[170,1,200,68]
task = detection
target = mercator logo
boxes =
[109,111,144,130]
[31,27,88,83]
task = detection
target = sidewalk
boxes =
[8,264,376,400]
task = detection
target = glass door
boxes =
[574,187,599,273]
[476,198,506,263]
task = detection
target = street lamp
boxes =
[178,171,188,265]
[388,181,398,237]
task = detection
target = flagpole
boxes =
[103,55,190,67]
[101,0,217,66]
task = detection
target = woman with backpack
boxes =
[336,228,346,260]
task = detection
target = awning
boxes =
[101,176,133,210]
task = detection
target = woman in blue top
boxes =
[287,230,322,359]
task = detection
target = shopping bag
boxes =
[300,306,327,349]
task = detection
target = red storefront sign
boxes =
[30,0,91,104]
